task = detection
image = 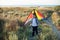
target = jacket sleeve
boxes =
[36,19,40,25]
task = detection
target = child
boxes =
[25,10,39,36]
[31,14,39,36]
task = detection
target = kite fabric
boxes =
[24,10,45,24]
[35,10,44,20]
[24,12,33,24]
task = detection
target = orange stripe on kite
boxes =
[35,10,44,20]
[37,11,45,18]
[25,12,33,22]
[28,13,33,19]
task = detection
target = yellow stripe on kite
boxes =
[32,10,34,14]
[35,10,43,20]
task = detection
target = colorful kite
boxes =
[24,9,45,24]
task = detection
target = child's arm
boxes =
[36,19,40,25]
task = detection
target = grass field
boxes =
[0,6,60,40]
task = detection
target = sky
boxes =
[0,0,60,7]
